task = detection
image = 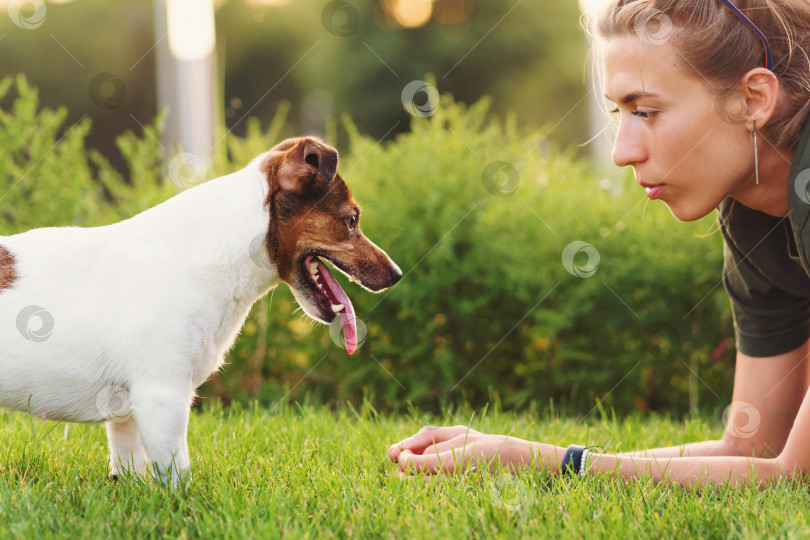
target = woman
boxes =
[387,0,810,488]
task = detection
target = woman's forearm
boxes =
[616,439,743,459]
[523,441,789,489]
[522,439,746,473]
[589,451,788,489]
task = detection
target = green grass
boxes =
[1,401,808,539]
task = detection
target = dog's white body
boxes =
[0,157,280,481]
[0,136,400,485]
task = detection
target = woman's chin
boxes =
[664,201,715,222]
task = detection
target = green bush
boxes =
[0,76,735,416]
[0,75,174,230]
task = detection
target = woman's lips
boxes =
[643,184,666,200]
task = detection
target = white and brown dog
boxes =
[0,137,401,484]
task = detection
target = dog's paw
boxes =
[152,463,192,488]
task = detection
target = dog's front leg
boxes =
[106,416,149,480]
[130,382,194,487]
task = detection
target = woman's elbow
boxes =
[749,454,806,490]
[773,451,807,481]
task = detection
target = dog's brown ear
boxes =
[302,139,338,183]
[266,137,339,193]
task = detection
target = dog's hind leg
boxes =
[130,382,194,488]
[106,415,149,480]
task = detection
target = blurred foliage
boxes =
[217,0,587,148]
[0,76,735,417]
[0,0,157,173]
[0,75,174,228]
[0,0,588,170]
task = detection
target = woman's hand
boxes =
[387,425,541,475]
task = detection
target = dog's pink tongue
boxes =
[317,260,358,354]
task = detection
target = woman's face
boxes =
[603,36,754,221]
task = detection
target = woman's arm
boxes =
[392,431,792,489]
[389,344,810,487]
[608,342,810,487]
[620,343,809,459]
[585,447,788,489]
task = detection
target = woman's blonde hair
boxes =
[588,0,810,150]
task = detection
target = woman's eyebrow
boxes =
[603,91,660,104]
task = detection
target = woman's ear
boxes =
[741,67,779,131]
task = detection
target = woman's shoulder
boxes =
[717,196,806,273]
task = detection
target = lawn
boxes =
[1,401,808,539]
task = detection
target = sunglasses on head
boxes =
[716,0,773,70]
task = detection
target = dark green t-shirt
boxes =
[720,117,810,357]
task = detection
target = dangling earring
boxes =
[753,119,760,185]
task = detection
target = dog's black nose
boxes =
[389,265,402,286]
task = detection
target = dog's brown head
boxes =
[260,137,401,354]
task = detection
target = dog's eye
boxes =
[343,215,358,231]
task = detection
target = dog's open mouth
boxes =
[301,254,358,354]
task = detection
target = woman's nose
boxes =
[611,120,647,168]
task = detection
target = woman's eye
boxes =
[610,108,657,121]
[633,110,657,120]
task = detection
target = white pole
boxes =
[579,0,619,182]
[154,0,216,168]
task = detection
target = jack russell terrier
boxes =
[0,136,401,485]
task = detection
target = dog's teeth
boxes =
[309,261,319,274]
[331,303,345,313]
[348,276,356,283]
[317,284,323,290]
[313,274,319,282]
